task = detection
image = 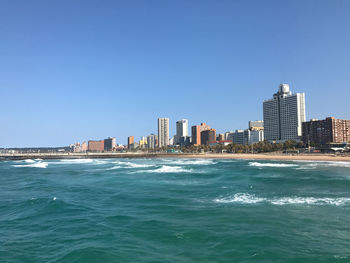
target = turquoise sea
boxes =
[1,158,350,262]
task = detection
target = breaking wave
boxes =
[140,165,192,174]
[249,162,298,168]
[214,193,350,206]
[112,161,155,168]
[13,162,48,168]
[295,161,350,168]
[214,193,264,204]
[162,159,217,166]
[59,159,94,164]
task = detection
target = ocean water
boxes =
[1,158,350,262]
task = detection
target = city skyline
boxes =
[1,1,350,147]
[1,82,349,148]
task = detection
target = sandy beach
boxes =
[181,153,350,162]
[1,152,350,162]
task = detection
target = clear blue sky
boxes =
[1,0,349,147]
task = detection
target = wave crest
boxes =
[213,193,350,206]
[249,162,298,168]
[144,165,192,174]
[163,159,217,166]
[13,162,48,168]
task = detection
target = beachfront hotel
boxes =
[263,84,306,142]
[158,118,169,147]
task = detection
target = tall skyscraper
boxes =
[175,119,188,144]
[147,134,158,149]
[158,118,169,147]
[263,84,306,142]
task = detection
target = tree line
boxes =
[135,140,305,153]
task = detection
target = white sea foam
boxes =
[24,159,35,163]
[213,193,350,206]
[13,162,48,168]
[214,193,264,204]
[93,160,108,165]
[163,159,217,166]
[59,159,94,164]
[106,165,123,170]
[249,162,298,168]
[145,165,192,173]
[126,162,154,168]
[271,197,350,206]
[316,161,350,168]
[111,161,154,168]
[294,160,350,168]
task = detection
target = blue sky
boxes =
[1,0,349,147]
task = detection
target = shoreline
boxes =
[1,152,350,162]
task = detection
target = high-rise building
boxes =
[128,136,134,149]
[263,84,306,142]
[88,140,104,152]
[201,129,216,145]
[302,117,350,145]
[104,137,116,151]
[158,118,169,147]
[191,123,211,145]
[175,119,188,144]
[147,134,158,149]
[191,125,201,146]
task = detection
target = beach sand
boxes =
[177,153,350,162]
[1,152,350,162]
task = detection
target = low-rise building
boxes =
[88,140,104,152]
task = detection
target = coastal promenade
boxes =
[1,152,350,162]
